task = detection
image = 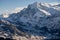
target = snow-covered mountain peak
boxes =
[33,2,38,5]
[27,2,52,16]
[40,3,51,7]
[50,3,60,6]
[54,4,60,7]
[29,2,39,9]
[30,2,51,9]
[0,2,60,39]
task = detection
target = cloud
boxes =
[1,6,27,14]
[0,6,27,18]
[0,6,27,14]
[11,7,26,13]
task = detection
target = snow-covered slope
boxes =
[0,2,60,39]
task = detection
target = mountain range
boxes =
[0,2,60,40]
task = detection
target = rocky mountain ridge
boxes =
[0,2,60,40]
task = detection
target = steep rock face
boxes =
[7,2,60,28]
[0,2,60,39]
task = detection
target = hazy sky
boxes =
[0,0,60,14]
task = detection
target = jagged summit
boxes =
[29,2,51,8]
[50,3,60,6]
[54,4,60,6]
[0,2,60,39]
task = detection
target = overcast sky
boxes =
[0,0,60,15]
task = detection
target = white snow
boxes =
[41,3,51,7]
[0,2,60,39]
[50,2,60,6]
[38,8,51,16]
